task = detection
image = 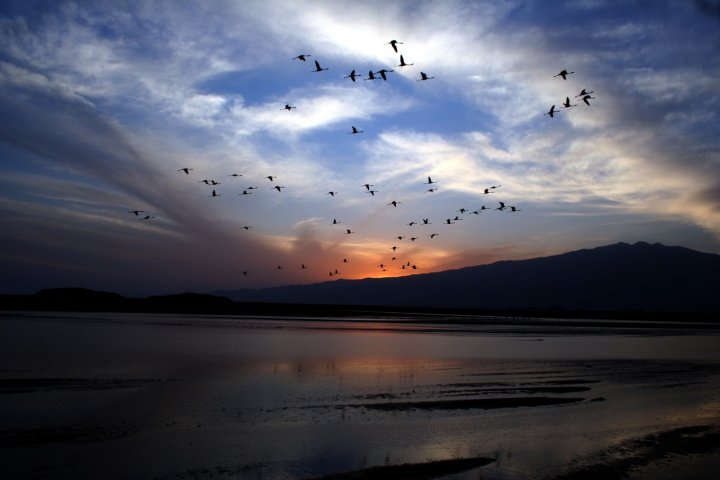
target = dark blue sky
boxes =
[1,0,719,295]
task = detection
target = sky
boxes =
[1,0,719,296]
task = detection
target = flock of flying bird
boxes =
[128,40,593,281]
[545,69,596,118]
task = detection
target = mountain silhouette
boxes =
[213,242,720,312]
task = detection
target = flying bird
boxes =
[425,176,437,185]
[210,190,220,197]
[292,54,311,61]
[266,175,277,181]
[332,218,342,225]
[386,40,403,52]
[327,191,337,196]
[364,70,378,81]
[497,201,507,211]
[228,173,243,177]
[407,221,417,227]
[283,104,296,111]
[362,183,374,190]
[178,168,193,174]
[301,264,309,269]
[396,55,413,67]
[141,215,155,220]
[429,233,439,238]
[344,69,362,82]
[272,185,285,192]
[422,218,431,225]
[417,72,435,82]
[509,206,521,212]
[376,69,394,81]
[312,60,328,72]
[426,188,438,193]
[348,126,364,134]
[581,95,596,106]
[554,69,574,80]
[240,190,253,195]
[388,200,401,207]
[545,105,559,118]
[241,225,252,230]
[346,229,354,234]
[367,190,378,196]
[561,96,576,108]
[575,89,594,97]
[128,210,144,216]
[199,179,211,185]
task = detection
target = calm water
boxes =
[1,312,720,479]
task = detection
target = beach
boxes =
[1,312,719,479]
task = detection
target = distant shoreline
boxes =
[1,288,720,326]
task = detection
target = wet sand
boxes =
[1,312,719,479]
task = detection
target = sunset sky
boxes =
[2,0,719,296]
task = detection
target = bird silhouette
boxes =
[210,180,221,185]
[141,215,155,220]
[241,225,252,230]
[388,200,401,207]
[327,191,337,196]
[128,210,144,216]
[178,168,193,174]
[210,190,220,197]
[376,69,394,81]
[581,95,596,106]
[344,69,362,82]
[386,40,403,52]
[407,221,417,227]
[283,104,296,111]
[199,179,211,184]
[422,218,431,225]
[346,229,354,234]
[426,188,438,193]
[364,70,377,81]
[497,201,507,211]
[545,105,559,118]
[240,190,253,195]
[367,190,378,196]
[397,235,405,240]
[410,237,417,242]
[509,206,521,212]
[575,89,594,97]
[362,183,374,190]
[312,60,328,72]
[429,233,439,238]
[266,175,277,181]
[348,126,364,134]
[272,185,285,192]
[332,218,342,225]
[417,72,435,81]
[561,96,576,108]
[425,176,437,184]
[228,173,243,177]
[396,55,414,67]
[554,69,574,80]
[300,264,309,269]
[292,54,311,61]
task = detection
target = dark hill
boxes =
[213,242,720,312]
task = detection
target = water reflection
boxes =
[1,313,719,479]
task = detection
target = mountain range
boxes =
[212,242,720,313]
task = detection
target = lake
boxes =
[1,312,720,479]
